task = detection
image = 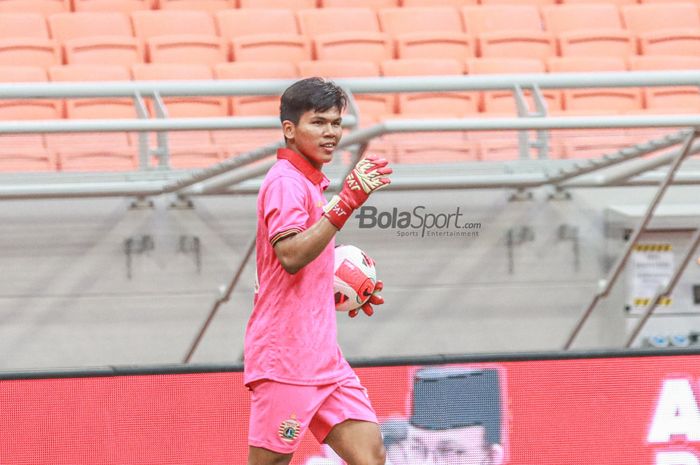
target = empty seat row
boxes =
[2,57,698,120]
[1,4,698,68]
[5,0,700,15]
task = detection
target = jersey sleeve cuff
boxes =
[270,227,304,247]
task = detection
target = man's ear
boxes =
[489,443,505,465]
[282,120,295,140]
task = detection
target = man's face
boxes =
[405,424,503,465]
[282,107,343,169]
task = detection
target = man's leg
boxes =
[247,446,293,465]
[324,419,386,465]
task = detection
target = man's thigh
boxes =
[248,380,333,455]
[309,375,379,444]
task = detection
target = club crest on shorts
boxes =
[278,415,301,443]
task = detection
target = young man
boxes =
[245,77,392,465]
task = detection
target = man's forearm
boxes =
[273,217,338,274]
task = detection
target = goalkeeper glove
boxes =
[324,155,392,230]
[349,280,384,318]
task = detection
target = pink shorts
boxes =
[248,374,378,454]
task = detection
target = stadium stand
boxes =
[215,9,311,63]
[131,10,226,65]
[213,61,292,157]
[296,7,393,63]
[155,0,236,12]
[466,57,559,115]
[0,12,60,67]
[71,0,153,12]
[542,4,635,59]
[132,63,225,168]
[0,0,69,14]
[461,5,556,61]
[378,6,475,60]
[621,2,700,56]
[298,60,394,122]
[238,0,316,10]
[321,0,399,8]
[0,66,61,120]
[48,11,143,65]
[46,64,137,171]
[0,65,56,172]
[401,0,477,5]
[380,58,477,163]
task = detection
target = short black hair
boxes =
[279,77,348,124]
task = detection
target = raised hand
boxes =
[324,155,392,230]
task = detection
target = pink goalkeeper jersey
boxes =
[244,148,354,386]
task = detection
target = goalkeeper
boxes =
[244,77,392,465]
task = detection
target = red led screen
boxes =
[1,355,699,464]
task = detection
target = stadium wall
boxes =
[1,182,699,369]
[1,349,700,465]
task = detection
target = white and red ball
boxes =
[333,245,377,312]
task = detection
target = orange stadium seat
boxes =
[622,3,700,56]
[560,0,635,5]
[381,58,475,116]
[213,61,293,156]
[542,4,635,59]
[546,56,642,113]
[0,65,58,172]
[401,0,478,6]
[395,140,480,163]
[167,143,223,169]
[0,13,60,68]
[0,0,69,14]
[132,63,224,165]
[0,66,61,120]
[215,61,297,116]
[480,0,555,5]
[297,8,393,63]
[561,0,638,6]
[56,146,139,172]
[239,0,316,10]
[156,0,236,12]
[216,9,310,63]
[629,55,700,113]
[380,58,475,163]
[48,12,144,66]
[298,60,394,121]
[545,57,638,155]
[628,54,700,70]
[71,0,153,12]
[131,10,226,65]
[216,8,299,37]
[378,7,475,60]
[47,65,135,161]
[0,12,48,37]
[466,58,560,115]
[641,0,700,5]
[48,65,135,119]
[461,6,555,62]
[322,0,398,8]
[0,147,55,172]
[132,63,226,117]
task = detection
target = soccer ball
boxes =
[334,245,377,312]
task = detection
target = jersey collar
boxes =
[277,148,329,189]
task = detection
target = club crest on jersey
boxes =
[278,415,301,443]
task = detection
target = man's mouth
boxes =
[321,142,336,151]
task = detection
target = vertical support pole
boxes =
[563,128,699,350]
